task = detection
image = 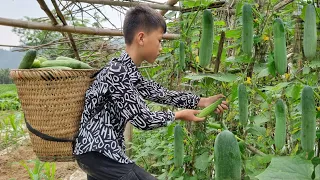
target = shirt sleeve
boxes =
[136,77,200,109]
[105,62,175,130]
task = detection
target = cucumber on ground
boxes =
[18,49,37,69]
[174,125,184,167]
[238,84,248,126]
[199,9,214,67]
[40,59,92,69]
[214,130,241,180]
[273,18,287,75]
[242,3,253,56]
[274,99,286,151]
[303,4,317,59]
[301,86,316,152]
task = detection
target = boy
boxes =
[73,4,228,180]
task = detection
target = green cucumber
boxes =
[238,84,248,126]
[18,49,37,69]
[214,130,241,180]
[275,99,286,150]
[199,9,214,67]
[174,125,184,167]
[301,86,316,152]
[242,3,253,56]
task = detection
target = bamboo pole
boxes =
[62,0,181,11]
[273,0,294,11]
[0,17,179,40]
[181,1,226,13]
[51,0,81,60]
[37,0,58,25]
[159,0,179,16]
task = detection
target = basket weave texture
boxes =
[10,69,98,162]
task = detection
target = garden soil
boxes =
[0,138,80,180]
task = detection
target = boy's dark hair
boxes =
[123,4,167,45]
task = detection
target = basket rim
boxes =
[10,69,99,72]
[10,68,99,80]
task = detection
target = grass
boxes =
[0,84,17,95]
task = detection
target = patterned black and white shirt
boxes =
[73,51,200,164]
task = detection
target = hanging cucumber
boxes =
[174,124,184,167]
[242,3,253,56]
[301,86,316,152]
[274,99,286,151]
[238,84,248,126]
[303,4,317,59]
[273,18,287,75]
[214,130,241,180]
[199,9,214,67]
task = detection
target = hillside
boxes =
[0,48,24,69]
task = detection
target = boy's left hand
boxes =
[199,94,229,114]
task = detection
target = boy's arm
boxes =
[105,63,174,130]
[137,78,200,109]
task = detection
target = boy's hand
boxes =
[175,110,205,122]
[198,94,229,114]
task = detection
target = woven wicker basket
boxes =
[10,69,98,162]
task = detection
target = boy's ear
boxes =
[136,31,145,46]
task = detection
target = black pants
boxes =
[75,152,157,180]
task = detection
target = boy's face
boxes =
[141,27,163,64]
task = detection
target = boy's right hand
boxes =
[175,110,205,122]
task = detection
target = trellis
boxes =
[0,0,296,157]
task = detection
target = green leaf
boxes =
[246,124,266,136]
[312,157,320,167]
[194,152,210,171]
[214,20,226,27]
[252,112,270,125]
[225,29,241,38]
[310,60,320,69]
[267,53,276,77]
[257,68,270,78]
[256,156,314,180]
[183,73,238,82]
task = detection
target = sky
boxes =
[0,0,168,50]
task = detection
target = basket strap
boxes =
[25,118,74,142]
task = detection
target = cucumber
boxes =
[174,124,184,167]
[238,84,248,126]
[31,59,41,68]
[37,57,47,63]
[301,86,316,152]
[179,41,186,70]
[275,99,286,151]
[242,3,253,56]
[273,18,287,75]
[214,130,241,180]
[38,66,73,70]
[199,9,214,67]
[40,59,92,69]
[197,99,223,118]
[56,56,93,69]
[18,49,37,69]
[303,4,317,59]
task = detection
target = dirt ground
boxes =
[0,138,79,180]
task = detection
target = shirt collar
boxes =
[113,51,142,85]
